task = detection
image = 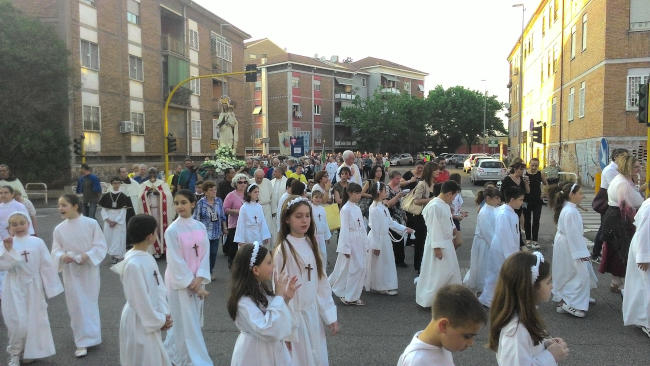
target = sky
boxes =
[195,0,539,107]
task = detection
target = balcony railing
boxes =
[381,87,400,94]
[335,116,343,124]
[212,56,232,74]
[335,140,356,147]
[161,34,185,56]
[335,93,354,100]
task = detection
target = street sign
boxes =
[488,139,498,147]
[598,138,609,170]
[530,118,534,131]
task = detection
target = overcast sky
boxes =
[195,0,538,106]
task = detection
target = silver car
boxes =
[470,159,507,185]
[390,153,414,166]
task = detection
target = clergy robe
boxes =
[276,191,290,229]
[365,201,405,292]
[416,197,461,308]
[120,177,140,220]
[329,201,369,302]
[623,198,650,329]
[311,203,331,262]
[234,201,271,245]
[163,216,213,366]
[136,179,175,256]
[397,331,455,366]
[552,201,598,311]
[271,176,288,237]
[98,190,132,258]
[463,204,497,293]
[479,204,520,308]
[231,295,294,366]
[496,315,557,366]
[51,215,107,348]
[111,249,172,366]
[273,235,337,366]
[251,177,276,244]
[0,235,63,359]
[0,200,34,298]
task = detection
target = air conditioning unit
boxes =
[120,120,134,133]
[295,111,303,118]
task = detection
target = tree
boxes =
[427,85,505,153]
[0,1,71,185]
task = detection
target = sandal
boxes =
[341,298,366,306]
[609,284,621,294]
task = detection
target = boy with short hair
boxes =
[397,284,486,366]
[98,177,132,264]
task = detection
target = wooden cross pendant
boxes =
[357,218,361,227]
[192,243,199,257]
[305,263,313,281]
[318,213,322,221]
[153,270,160,286]
[21,250,29,263]
[253,215,258,223]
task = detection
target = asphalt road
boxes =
[1,167,648,366]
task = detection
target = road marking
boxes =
[461,189,475,199]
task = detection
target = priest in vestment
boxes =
[250,169,275,245]
[136,168,175,257]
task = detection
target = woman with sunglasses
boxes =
[223,173,249,268]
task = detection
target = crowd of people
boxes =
[0,147,648,366]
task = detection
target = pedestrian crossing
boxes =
[579,193,601,249]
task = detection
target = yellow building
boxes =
[507,0,649,187]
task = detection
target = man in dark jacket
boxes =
[76,164,102,220]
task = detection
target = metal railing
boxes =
[25,183,48,204]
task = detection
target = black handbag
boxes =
[592,188,608,215]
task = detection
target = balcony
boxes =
[335,140,356,147]
[161,34,185,57]
[335,93,354,100]
[211,56,232,74]
[335,116,342,124]
[381,87,400,94]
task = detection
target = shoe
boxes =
[413,276,419,285]
[556,304,567,314]
[396,262,408,268]
[8,355,20,366]
[211,272,217,281]
[641,326,650,338]
[591,256,601,264]
[527,241,540,250]
[111,256,118,264]
[21,359,34,364]
[74,347,87,358]
[342,299,365,306]
[386,290,398,296]
[610,284,621,294]
[589,297,596,304]
[561,303,586,318]
[153,254,161,259]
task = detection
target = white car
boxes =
[470,159,507,185]
[463,154,489,173]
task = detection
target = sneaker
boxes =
[74,347,87,358]
[641,326,650,338]
[556,304,567,314]
[527,241,541,250]
[386,290,398,296]
[589,297,596,304]
[110,256,118,264]
[591,256,601,264]
[8,355,20,366]
[413,276,419,285]
[211,272,217,281]
[561,303,586,318]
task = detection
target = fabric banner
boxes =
[279,131,291,156]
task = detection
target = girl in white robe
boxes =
[551,183,597,318]
[310,190,331,262]
[329,183,370,305]
[479,186,525,308]
[622,197,650,337]
[273,196,339,366]
[488,252,569,366]
[416,183,462,308]
[51,194,107,357]
[162,189,212,366]
[99,178,132,263]
[228,242,298,366]
[1,212,63,366]
[364,182,413,295]
[111,214,172,366]
[463,186,501,293]
[234,184,271,247]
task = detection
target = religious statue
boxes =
[215,96,239,150]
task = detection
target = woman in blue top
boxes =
[193,181,227,280]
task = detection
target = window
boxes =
[551,97,557,125]
[627,74,650,110]
[578,82,586,118]
[542,16,546,35]
[252,106,262,115]
[254,80,261,91]
[291,77,300,88]
[189,29,199,50]
[568,88,575,121]
[191,119,201,139]
[190,77,200,95]
[82,105,101,131]
[212,119,220,139]
[630,0,650,31]
[210,32,232,72]
[314,104,321,115]
[540,61,544,83]
[128,55,143,81]
[313,80,320,91]
[403,81,411,92]
[570,25,577,59]
[80,40,99,70]
[292,104,302,118]
[131,112,145,135]
[361,78,366,87]
[127,0,140,25]
[553,0,559,21]
[253,128,262,139]
[81,0,95,7]
[582,14,588,52]
[547,51,552,78]
[553,44,559,73]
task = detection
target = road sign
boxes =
[530,118,534,131]
[488,139,498,147]
[598,138,609,170]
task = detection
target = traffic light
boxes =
[532,126,543,144]
[73,134,84,156]
[167,133,177,153]
[639,82,649,125]
[245,64,257,82]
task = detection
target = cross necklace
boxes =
[153,270,160,286]
[21,250,30,262]
[192,243,199,257]
[304,263,313,281]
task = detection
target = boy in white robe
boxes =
[398,285,486,366]
[416,181,462,308]
[0,185,34,299]
[99,177,132,263]
[479,186,525,308]
[463,191,499,293]
[329,185,370,305]
[623,198,650,338]
[112,214,172,366]
[51,194,107,357]
[1,212,63,366]
[310,190,331,262]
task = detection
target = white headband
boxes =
[570,183,578,193]
[247,183,257,193]
[530,251,545,284]
[287,196,308,208]
[249,241,261,269]
[7,211,31,225]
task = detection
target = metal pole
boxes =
[513,4,525,160]
[483,88,487,153]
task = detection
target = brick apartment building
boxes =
[12,0,250,178]
[244,39,427,154]
[507,0,649,187]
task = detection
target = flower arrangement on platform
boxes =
[201,146,245,171]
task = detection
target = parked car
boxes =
[463,154,489,173]
[390,153,414,166]
[449,154,468,168]
[470,159,507,185]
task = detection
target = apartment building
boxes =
[507,0,649,187]
[244,39,428,154]
[13,0,250,177]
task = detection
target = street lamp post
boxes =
[513,3,525,159]
[481,79,487,153]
